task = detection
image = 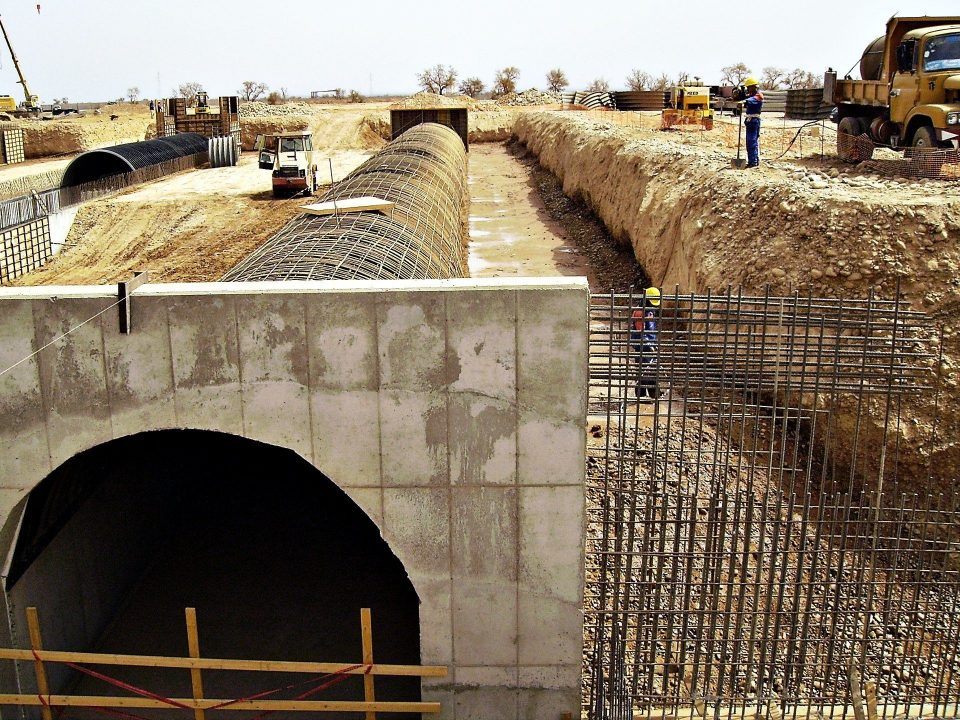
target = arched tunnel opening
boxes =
[59,151,134,187]
[2,430,421,718]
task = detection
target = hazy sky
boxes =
[0,0,958,101]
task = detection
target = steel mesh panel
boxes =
[224,123,468,282]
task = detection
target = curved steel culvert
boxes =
[223,123,468,282]
[61,133,208,186]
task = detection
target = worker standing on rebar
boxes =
[742,77,764,167]
[630,287,661,402]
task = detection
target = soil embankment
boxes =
[514,110,960,499]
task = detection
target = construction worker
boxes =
[742,77,764,167]
[630,287,661,402]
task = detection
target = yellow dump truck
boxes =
[827,16,960,160]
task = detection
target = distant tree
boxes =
[279,87,289,101]
[492,66,520,97]
[177,82,204,101]
[651,73,672,91]
[239,81,268,101]
[266,91,282,105]
[760,66,786,89]
[333,88,345,100]
[676,71,691,85]
[348,90,364,103]
[417,64,457,95]
[720,62,751,86]
[126,86,140,103]
[546,68,569,92]
[586,77,610,92]
[458,77,485,97]
[626,69,651,91]
[785,68,821,89]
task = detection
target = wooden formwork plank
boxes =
[25,608,53,720]
[361,608,376,720]
[0,695,441,713]
[185,608,205,720]
[0,648,447,677]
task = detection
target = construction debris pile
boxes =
[495,89,561,106]
[238,101,314,118]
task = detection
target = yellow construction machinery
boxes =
[0,15,40,116]
[661,79,714,130]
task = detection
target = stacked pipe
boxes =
[223,123,468,282]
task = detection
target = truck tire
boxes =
[837,116,871,162]
[911,125,939,149]
[910,126,945,176]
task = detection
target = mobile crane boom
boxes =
[0,15,38,109]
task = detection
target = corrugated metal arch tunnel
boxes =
[223,123,468,282]
[61,133,209,187]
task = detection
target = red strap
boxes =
[64,661,193,710]
[208,663,363,711]
[247,664,361,720]
[31,650,366,718]
[92,706,154,720]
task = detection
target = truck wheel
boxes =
[837,116,872,163]
[911,125,939,149]
[911,126,945,176]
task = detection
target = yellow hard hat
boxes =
[744,76,759,87]
[644,287,661,306]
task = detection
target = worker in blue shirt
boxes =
[742,77,764,167]
[630,287,661,402]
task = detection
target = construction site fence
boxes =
[0,152,207,232]
[585,289,959,720]
[838,133,960,181]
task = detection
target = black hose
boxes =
[771,119,837,161]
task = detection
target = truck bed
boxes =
[835,79,889,107]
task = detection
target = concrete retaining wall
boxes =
[0,278,589,719]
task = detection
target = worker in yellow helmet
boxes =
[630,287,662,402]
[741,76,764,167]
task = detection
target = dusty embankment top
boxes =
[514,110,960,497]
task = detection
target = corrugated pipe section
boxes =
[61,133,209,187]
[223,123,468,282]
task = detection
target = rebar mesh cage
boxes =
[585,289,959,720]
[224,123,468,282]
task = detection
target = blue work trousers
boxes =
[745,117,761,167]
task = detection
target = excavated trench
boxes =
[513,111,960,505]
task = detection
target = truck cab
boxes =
[830,16,960,159]
[254,131,318,197]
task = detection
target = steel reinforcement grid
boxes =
[585,289,958,720]
[223,123,468,282]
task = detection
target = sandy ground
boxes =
[0,155,71,183]
[467,144,593,281]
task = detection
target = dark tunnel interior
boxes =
[60,152,134,187]
[3,430,421,719]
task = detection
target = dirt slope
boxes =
[514,111,960,499]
